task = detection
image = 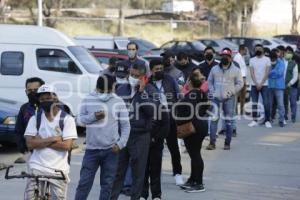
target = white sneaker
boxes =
[248,121,258,127]
[284,120,287,125]
[153,198,161,200]
[265,121,272,128]
[140,198,146,200]
[174,174,184,186]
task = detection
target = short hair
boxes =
[150,58,163,70]
[255,44,263,49]
[96,74,115,91]
[239,44,246,51]
[25,77,45,88]
[264,47,271,55]
[277,45,285,51]
[204,46,215,53]
[270,49,278,61]
[189,71,202,88]
[177,51,189,61]
[127,41,139,50]
[286,46,294,53]
[132,63,146,75]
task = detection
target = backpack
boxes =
[36,109,72,165]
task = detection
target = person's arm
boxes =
[261,65,270,85]
[269,63,284,79]
[250,65,258,86]
[116,101,131,150]
[48,138,74,151]
[25,135,61,150]
[288,64,299,86]
[234,69,244,94]
[77,99,98,125]
[207,69,215,98]
[15,107,27,153]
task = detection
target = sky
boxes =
[252,0,300,23]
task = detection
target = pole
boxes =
[38,0,43,26]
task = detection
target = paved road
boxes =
[1,118,300,200]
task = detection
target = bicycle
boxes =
[5,165,66,200]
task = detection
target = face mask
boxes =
[154,71,164,80]
[40,101,55,113]
[255,50,263,56]
[285,53,293,60]
[97,92,111,102]
[116,77,128,84]
[27,92,38,105]
[128,50,136,59]
[221,57,230,66]
[109,66,116,72]
[205,53,214,61]
[129,76,140,87]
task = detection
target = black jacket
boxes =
[175,61,198,81]
[198,60,219,79]
[175,89,210,137]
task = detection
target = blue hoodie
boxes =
[268,59,285,89]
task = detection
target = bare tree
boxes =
[291,0,299,34]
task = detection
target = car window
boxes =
[36,49,81,74]
[0,51,24,76]
[262,40,271,45]
[201,40,219,47]
[161,41,177,49]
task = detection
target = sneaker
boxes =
[248,121,258,127]
[140,198,146,200]
[180,181,194,190]
[153,198,161,200]
[184,184,205,193]
[174,174,184,186]
[224,144,230,150]
[218,129,225,135]
[279,122,285,127]
[265,121,272,128]
[14,157,26,164]
[206,143,216,150]
[283,120,287,125]
[232,129,237,137]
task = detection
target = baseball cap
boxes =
[37,84,56,95]
[220,49,232,56]
[115,64,129,78]
[160,50,175,58]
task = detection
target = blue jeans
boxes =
[75,149,119,200]
[122,165,132,191]
[210,96,236,145]
[285,87,298,120]
[250,86,270,122]
[269,89,285,123]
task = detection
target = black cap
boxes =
[115,63,129,78]
[160,50,175,58]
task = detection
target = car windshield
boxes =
[68,46,104,74]
[192,41,206,50]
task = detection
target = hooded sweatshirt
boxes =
[77,91,130,150]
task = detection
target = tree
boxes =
[291,0,299,34]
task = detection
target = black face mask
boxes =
[154,71,164,80]
[221,57,230,66]
[255,51,263,56]
[27,92,38,105]
[109,66,116,73]
[40,101,55,113]
[205,53,214,61]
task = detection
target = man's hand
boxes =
[95,111,105,120]
[112,144,120,154]
[49,136,62,143]
[256,83,262,91]
[139,76,147,92]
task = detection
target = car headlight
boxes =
[3,117,16,125]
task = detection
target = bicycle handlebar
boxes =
[5,165,66,181]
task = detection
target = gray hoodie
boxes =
[208,63,243,101]
[77,92,130,150]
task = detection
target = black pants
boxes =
[142,139,164,199]
[184,133,205,185]
[111,132,150,200]
[166,117,182,176]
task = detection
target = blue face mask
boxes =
[97,92,112,102]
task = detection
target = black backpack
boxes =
[36,109,72,164]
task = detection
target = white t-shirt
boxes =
[233,53,247,77]
[25,110,77,174]
[249,56,271,86]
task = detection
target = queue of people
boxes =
[13,41,299,200]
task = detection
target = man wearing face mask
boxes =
[206,49,243,150]
[75,74,130,200]
[24,84,77,200]
[115,63,129,89]
[175,51,198,81]
[111,64,159,200]
[102,57,118,76]
[268,49,286,127]
[283,46,299,123]
[248,44,272,128]
[14,77,45,164]
[198,46,220,79]
[161,50,185,87]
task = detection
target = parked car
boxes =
[198,38,238,54]
[0,98,21,146]
[128,37,157,56]
[224,37,264,56]
[0,25,103,116]
[273,34,300,46]
[89,49,128,69]
[150,40,206,62]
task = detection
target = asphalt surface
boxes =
[1,116,300,200]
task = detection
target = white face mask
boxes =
[97,92,111,102]
[128,50,137,59]
[128,76,140,87]
[116,77,128,84]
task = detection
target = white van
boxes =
[0,24,103,115]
